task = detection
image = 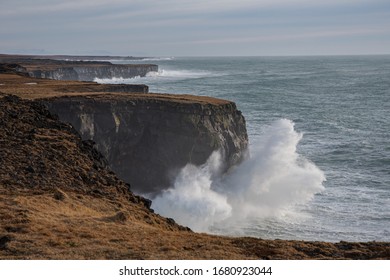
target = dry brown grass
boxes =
[0,189,242,259]
[1,74,389,260]
[2,188,389,260]
[0,73,230,105]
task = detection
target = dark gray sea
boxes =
[96,56,390,242]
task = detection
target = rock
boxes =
[44,94,248,194]
[106,211,128,223]
[25,166,35,173]
[142,198,152,209]
[0,95,135,200]
[28,64,158,81]
[53,188,67,201]
[0,55,157,82]
[0,235,11,250]
[0,63,28,75]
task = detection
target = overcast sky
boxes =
[1,0,389,56]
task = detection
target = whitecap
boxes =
[93,68,216,84]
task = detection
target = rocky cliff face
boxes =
[2,95,389,260]
[0,95,155,210]
[44,95,248,194]
[28,64,158,81]
[0,70,149,95]
[0,55,158,82]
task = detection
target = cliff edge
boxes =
[1,95,389,260]
[0,54,157,81]
[0,70,248,194]
[44,94,248,194]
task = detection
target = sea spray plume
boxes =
[223,119,326,220]
[153,119,326,232]
[152,151,232,232]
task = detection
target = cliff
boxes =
[0,71,149,95]
[0,95,153,210]
[28,64,158,81]
[0,54,147,61]
[0,54,157,82]
[1,71,248,194]
[1,95,389,260]
[43,94,248,194]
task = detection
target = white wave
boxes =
[224,119,326,219]
[93,69,214,84]
[113,57,174,62]
[152,119,326,233]
[93,77,140,84]
[153,152,231,232]
[140,57,175,61]
[146,69,213,79]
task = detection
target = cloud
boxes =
[1,0,389,55]
[1,0,127,16]
[186,26,390,45]
[0,0,382,17]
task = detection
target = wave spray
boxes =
[152,119,326,232]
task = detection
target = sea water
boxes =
[96,56,390,242]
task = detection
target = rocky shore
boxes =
[1,56,389,259]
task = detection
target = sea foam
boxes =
[93,68,216,85]
[152,119,326,232]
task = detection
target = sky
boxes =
[1,0,389,56]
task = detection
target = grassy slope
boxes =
[0,76,389,260]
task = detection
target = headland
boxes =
[0,55,389,259]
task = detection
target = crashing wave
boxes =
[152,119,326,232]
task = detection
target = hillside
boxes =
[1,95,389,259]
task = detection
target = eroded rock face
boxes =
[44,95,248,194]
[0,95,135,202]
[0,56,158,82]
[28,64,158,81]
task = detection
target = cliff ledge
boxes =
[0,69,248,194]
[44,93,248,194]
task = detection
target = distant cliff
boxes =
[0,67,149,94]
[28,64,158,81]
[0,54,158,82]
[44,94,248,194]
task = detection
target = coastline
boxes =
[1,55,389,260]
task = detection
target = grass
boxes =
[1,74,389,260]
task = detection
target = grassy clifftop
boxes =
[0,95,389,260]
[1,59,389,259]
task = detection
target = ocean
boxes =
[96,56,390,242]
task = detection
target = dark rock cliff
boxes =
[0,95,151,208]
[1,94,390,260]
[43,95,248,194]
[0,55,158,82]
[0,63,28,75]
[28,64,158,81]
